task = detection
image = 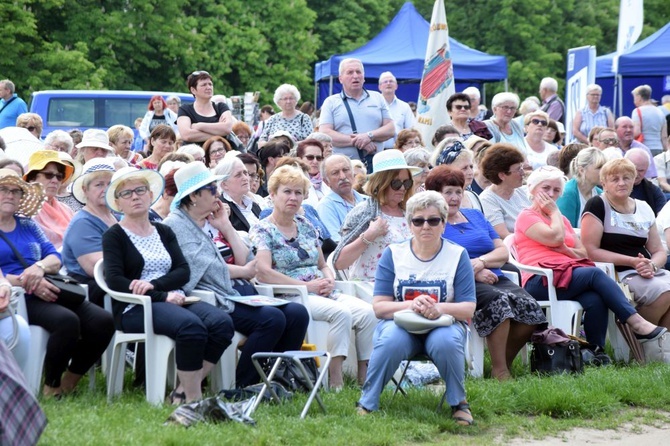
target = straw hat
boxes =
[23,150,76,184]
[0,168,46,218]
[75,129,115,152]
[371,149,422,175]
[105,166,164,213]
[170,161,224,212]
[72,157,117,204]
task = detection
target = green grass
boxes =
[38,361,670,446]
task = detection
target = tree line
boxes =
[1,0,666,106]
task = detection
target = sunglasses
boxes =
[304,154,324,162]
[200,184,218,195]
[600,137,619,145]
[453,104,471,111]
[287,238,309,261]
[390,179,413,191]
[530,118,548,126]
[27,126,37,132]
[39,171,65,181]
[116,185,149,199]
[411,217,443,227]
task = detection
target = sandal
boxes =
[451,402,474,426]
[168,389,187,406]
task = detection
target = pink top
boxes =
[514,208,578,286]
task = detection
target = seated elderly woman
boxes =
[164,162,309,388]
[16,112,43,139]
[215,155,262,232]
[237,152,266,209]
[250,165,376,389]
[403,147,432,194]
[515,165,665,351]
[484,93,525,151]
[479,144,531,239]
[394,128,423,152]
[0,271,31,376]
[62,158,118,306]
[23,150,76,250]
[523,110,559,169]
[177,144,205,164]
[306,132,333,158]
[102,167,234,403]
[556,148,606,228]
[44,130,74,154]
[425,166,546,380]
[0,169,114,398]
[296,139,330,206]
[431,138,482,211]
[581,158,670,335]
[203,136,232,169]
[108,125,143,166]
[357,191,476,424]
[333,149,420,282]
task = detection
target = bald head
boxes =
[624,148,649,185]
[615,117,635,148]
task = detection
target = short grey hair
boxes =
[320,153,352,179]
[632,84,652,101]
[462,86,480,100]
[624,147,651,165]
[178,144,205,160]
[491,92,520,108]
[526,166,566,198]
[166,95,181,105]
[338,58,364,76]
[44,130,74,154]
[404,147,431,167]
[379,71,396,84]
[406,191,448,224]
[518,99,539,115]
[540,77,558,92]
[214,154,245,182]
[273,84,301,108]
[0,80,15,94]
[586,84,602,95]
[307,132,332,144]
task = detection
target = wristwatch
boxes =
[35,261,46,271]
[367,131,374,141]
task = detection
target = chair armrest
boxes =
[190,289,217,305]
[501,270,519,286]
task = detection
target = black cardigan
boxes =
[220,195,261,232]
[102,223,190,325]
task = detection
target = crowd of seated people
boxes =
[3,70,670,429]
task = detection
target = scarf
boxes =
[310,172,323,192]
[33,196,74,249]
[331,198,381,280]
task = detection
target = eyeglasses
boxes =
[200,184,218,195]
[530,118,548,126]
[38,171,65,181]
[410,217,443,227]
[286,238,309,261]
[280,97,296,102]
[190,70,210,77]
[0,186,24,198]
[116,185,150,199]
[507,166,525,175]
[600,137,619,145]
[304,154,324,162]
[453,104,471,111]
[390,179,413,191]
[499,105,517,112]
[210,148,226,157]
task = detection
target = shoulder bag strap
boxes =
[0,231,30,269]
[0,96,17,115]
[636,107,643,133]
[340,92,358,134]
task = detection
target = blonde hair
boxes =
[364,169,414,209]
[600,158,636,184]
[268,165,310,196]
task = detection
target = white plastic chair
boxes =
[326,252,373,303]
[504,234,583,336]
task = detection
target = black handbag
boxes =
[265,358,319,392]
[0,231,86,308]
[530,340,583,375]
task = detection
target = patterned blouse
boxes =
[259,112,313,142]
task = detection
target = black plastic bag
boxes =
[219,382,293,403]
[269,358,319,392]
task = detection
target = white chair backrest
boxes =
[503,234,518,261]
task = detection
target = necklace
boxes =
[447,211,466,233]
[269,215,297,240]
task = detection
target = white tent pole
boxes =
[329,76,334,96]
[504,78,508,91]
[617,74,623,117]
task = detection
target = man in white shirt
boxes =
[378,71,415,149]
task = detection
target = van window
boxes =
[47,98,95,127]
[103,98,152,128]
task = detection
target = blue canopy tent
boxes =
[595,22,670,117]
[314,2,507,107]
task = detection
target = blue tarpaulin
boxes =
[314,2,507,106]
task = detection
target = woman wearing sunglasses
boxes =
[425,166,546,380]
[103,166,234,404]
[177,70,234,146]
[357,191,476,425]
[523,110,559,170]
[333,149,420,282]
[23,150,76,250]
[446,93,473,140]
[251,165,376,390]
[297,139,330,207]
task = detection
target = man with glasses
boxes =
[615,117,657,179]
[378,71,415,149]
[0,80,28,130]
[320,58,395,171]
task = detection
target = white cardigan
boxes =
[139,108,179,140]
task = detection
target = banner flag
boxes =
[415,0,455,149]
[613,0,644,72]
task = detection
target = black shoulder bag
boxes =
[0,231,86,309]
[340,92,369,162]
